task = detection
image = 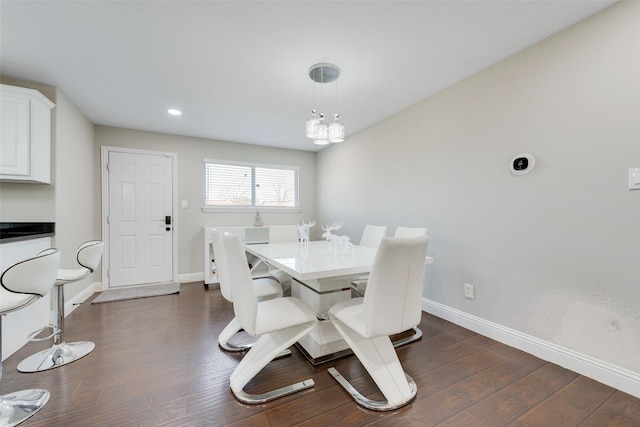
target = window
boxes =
[203,160,298,211]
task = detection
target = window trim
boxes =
[201,158,301,213]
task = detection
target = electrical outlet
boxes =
[464,283,475,299]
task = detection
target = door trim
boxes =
[100,146,178,290]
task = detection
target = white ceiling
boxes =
[0,1,616,152]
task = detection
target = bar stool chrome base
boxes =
[328,367,417,411]
[0,389,50,426]
[17,341,95,373]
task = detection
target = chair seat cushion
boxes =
[0,288,38,314]
[253,277,282,299]
[328,297,368,337]
[56,268,90,284]
[254,297,317,335]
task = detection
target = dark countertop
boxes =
[0,222,55,243]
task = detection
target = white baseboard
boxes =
[422,298,640,399]
[178,272,204,283]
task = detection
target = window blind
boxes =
[204,161,298,208]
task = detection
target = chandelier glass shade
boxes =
[314,114,330,145]
[305,110,320,138]
[328,114,344,143]
[306,63,344,145]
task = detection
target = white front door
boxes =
[106,149,175,287]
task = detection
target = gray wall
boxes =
[54,90,100,299]
[0,78,99,311]
[95,126,317,276]
[317,1,640,374]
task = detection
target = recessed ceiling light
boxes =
[167,108,182,116]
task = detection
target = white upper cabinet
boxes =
[0,84,55,183]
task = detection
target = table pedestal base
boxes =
[291,278,353,364]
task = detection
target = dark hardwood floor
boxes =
[2,282,638,426]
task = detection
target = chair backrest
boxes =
[77,240,104,272]
[1,249,61,297]
[210,229,234,302]
[268,225,299,243]
[363,236,429,338]
[223,233,258,335]
[359,225,388,248]
[394,227,428,238]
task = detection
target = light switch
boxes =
[181,199,188,209]
[630,169,640,190]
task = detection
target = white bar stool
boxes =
[18,241,103,373]
[0,249,60,426]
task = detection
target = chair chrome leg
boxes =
[391,327,423,349]
[17,341,95,373]
[219,317,291,357]
[232,379,315,404]
[0,389,50,426]
[229,322,316,404]
[350,285,365,298]
[218,317,248,352]
[328,367,417,411]
[219,341,292,358]
[219,341,253,352]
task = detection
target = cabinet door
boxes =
[0,93,31,177]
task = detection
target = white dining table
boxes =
[245,240,434,364]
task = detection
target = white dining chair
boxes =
[223,233,318,404]
[328,235,429,411]
[353,226,429,348]
[394,226,428,238]
[0,249,60,426]
[353,226,428,297]
[210,229,287,354]
[351,224,388,297]
[265,225,298,296]
[359,225,387,248]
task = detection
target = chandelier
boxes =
[305,63,345,145]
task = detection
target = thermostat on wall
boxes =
[510,153,535,175]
